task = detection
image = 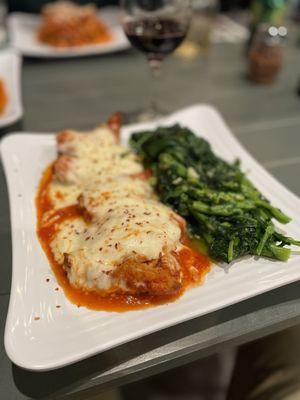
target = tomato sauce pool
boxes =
[36,165,211,312]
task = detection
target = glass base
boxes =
[122,103,168,124]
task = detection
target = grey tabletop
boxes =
[1,39,300,399]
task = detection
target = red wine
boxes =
[124,18,187,57]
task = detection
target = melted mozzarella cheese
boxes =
[65,198,181,289]
[49,180,81,209]
[56,127,143,187]
[50,218,86,264]
[80,176,154,217]
[48,125,183,294]
[58,127,117,157]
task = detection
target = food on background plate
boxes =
[0,78,8,115]
[130,125,300,263]
[36,114,210,311]
[37,1,113,48]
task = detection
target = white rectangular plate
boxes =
[8,8,130,58]
[2,104,300,371]
[0,49,22,127]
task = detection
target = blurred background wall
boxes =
[6,0,254,14]
[7,0,119,13]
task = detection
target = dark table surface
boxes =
[1,39,300,399]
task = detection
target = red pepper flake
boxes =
[34,317,40,321]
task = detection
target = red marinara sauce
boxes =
[36,165,211,312]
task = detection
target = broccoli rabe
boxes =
[130,124,300,263]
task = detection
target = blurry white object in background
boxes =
[192,0,250,45]
[0,49,22,128]
[177,1,249,60]
[212,14,250,43]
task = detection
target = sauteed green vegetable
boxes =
[130,124,300,263]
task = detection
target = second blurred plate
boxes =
[0,49,22,128]
[8,7,130,58]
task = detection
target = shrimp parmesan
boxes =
[36,114,211,311]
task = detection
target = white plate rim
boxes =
[2,104,300,371]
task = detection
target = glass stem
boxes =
[148,55,163,114]
[149,56,162,78]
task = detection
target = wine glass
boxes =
[121,0,192,121]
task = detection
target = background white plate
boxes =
[8,8,130,58]
[2,104,300,371]
[0,49,22,128]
